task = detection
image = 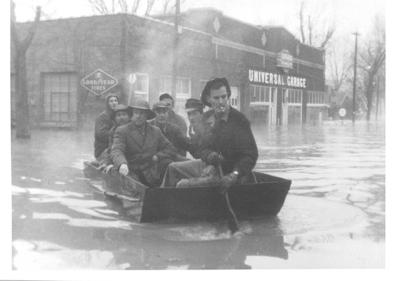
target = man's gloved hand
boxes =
[206,152,224,165]
[119,164,129,176]
[219,172,238,194]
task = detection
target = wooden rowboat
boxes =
[83,161,291,223]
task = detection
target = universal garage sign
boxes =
[248,69,307,89]
[80,69,119,96]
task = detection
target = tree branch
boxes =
[320,26,335,49]
[131,0,141,14]
[88,0,110,15]
[145,0,156,16]
[118,0,128,13]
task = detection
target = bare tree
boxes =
[328,47,352,94]
[145,0,156,16]
[359,14,385,121]
[298,1,335,49]
[87,0,159,15]
[131,0,141,13]
[11,1,41,138]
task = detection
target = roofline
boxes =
[16,12,324,66]
[179,8,325,52]
[15,12,212,37]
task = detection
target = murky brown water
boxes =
[12,120,385,269]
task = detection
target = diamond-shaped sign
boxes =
[261,32,267,46]
[213,17,220,33]
[80,69,118,96]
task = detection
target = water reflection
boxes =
[13,183,288,269]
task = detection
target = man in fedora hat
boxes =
[111,99,177,187]
[151,101,189,158]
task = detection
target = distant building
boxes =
[11,8,328,129]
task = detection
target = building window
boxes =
[42,72,77,123]
[159,76,191,115]
[132,73,149,101]
[307,91,326,105]
[50,92,70,121]
[250,85,272,104]
[230,86,240,110]
[288,89,303,105]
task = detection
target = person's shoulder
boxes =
[115,122,131,134]
[147,123,163,134]
[96,110,109,121]
[230,107,251,127]
[174,112,186,124]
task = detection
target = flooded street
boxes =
[11,120,385,269]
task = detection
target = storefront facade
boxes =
[11,9,327,129]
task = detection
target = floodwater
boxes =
[11,120,385,269]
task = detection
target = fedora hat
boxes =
[185,98,204,112]
[128,98,156,120]
[152,101,170,111]
[112,104,132,119]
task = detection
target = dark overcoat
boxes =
[111,122,177,186]
[167,111,188,136]
[94,110,114,159]
[200,107,258,177]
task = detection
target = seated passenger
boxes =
[97,104,132,172]
[185,98,213,159]
[94,92,119,160]
[150,101,189,158]
[160,99,217,188]
[111,99,177,187]
[159,93,188,136]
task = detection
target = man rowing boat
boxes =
[199,77,258,192]
[161,78,258,191]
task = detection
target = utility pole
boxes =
[172,0,180,100]
[376,75,380,121]
[352,32,359,124]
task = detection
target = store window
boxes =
[42,72,77,123]
[307,91,326,105]
[288,89,303,105]
[250,85,272,104]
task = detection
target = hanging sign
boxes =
[248,69,307,89]
[80,69,118,96]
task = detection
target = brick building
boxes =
[11,8,328,129]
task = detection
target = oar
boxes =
[217,165,239,234]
